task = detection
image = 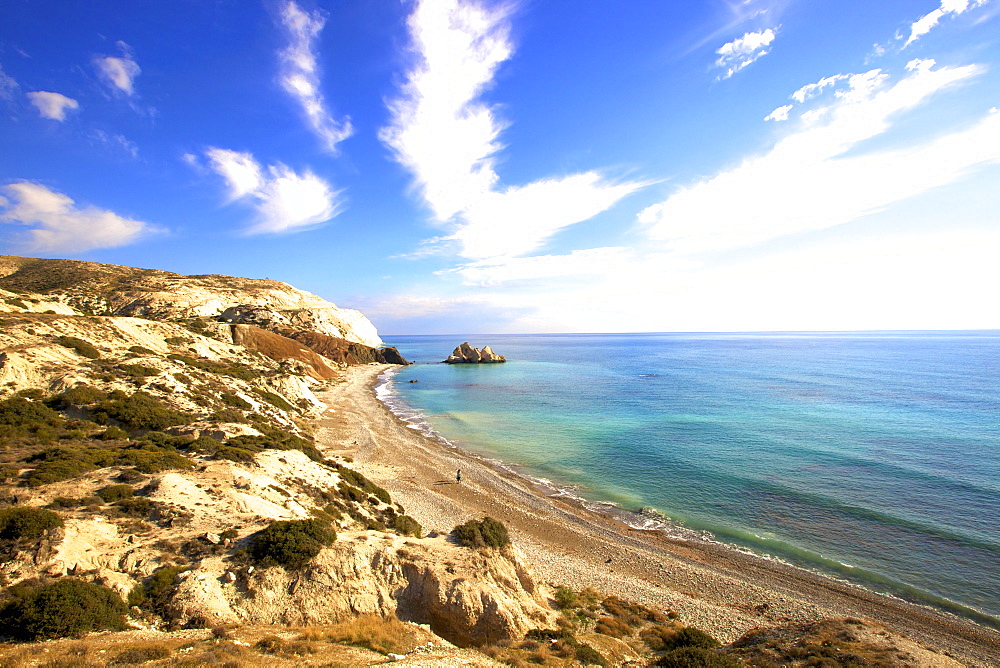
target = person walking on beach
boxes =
[456,469,462,484]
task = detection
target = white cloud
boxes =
[94,41,140,95]
[381,0,643,261]
[905,0,989,46]
[278,1,352,152]
[715,27,777,79]
[0,181,159,252]
[205,147,341,235]
[764,104,792,122]
[26,91,79,121]
[638,59,995,254]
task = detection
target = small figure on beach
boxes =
[456,469,462,484]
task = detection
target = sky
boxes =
[1,0,998,336]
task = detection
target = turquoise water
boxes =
[377,332,1000,626]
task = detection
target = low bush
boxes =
[23,442,193,486]
[129,565,186,616]
[574,642,608,666]
[452,516,510,549]
[168,354,259,381]
[0,578,128,640]
[254,389,294,412]
[0,507,63,540]
[658,626,720,651]
[0,396,62,428]
[653,647,740,667]
[57,384,108,407]
[594,616,632,638]
[118,363,160,378]
[100,425,129,440]
[111,644,172,664]
[128,345,156,355]
[96,484,134,503]
[303,615,418,655]
[248,518,336,569]
[220,393,252,410]
[57,336,100,359]
[94,391,190,430]
[392,515,422,538]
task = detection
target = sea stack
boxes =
[445,342,506,364]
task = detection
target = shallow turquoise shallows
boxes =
[377,332,1000,627]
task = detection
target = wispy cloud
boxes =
[905,0,989,47]
[278,1,352,152]
[26,91,79,121]
[91,130,139,158]
[381,0,643,261]
[638,59,997,254]
[0,64,18,100]
[204,147,342,235]
[0,181,160,252]
[715,27,777,79]
[447,247,633,286]
[94,41,141,96]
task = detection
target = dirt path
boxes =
[312,366,1000,667]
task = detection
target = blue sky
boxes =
[2,0,998,335]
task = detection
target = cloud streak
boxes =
[715,27,777,79]
[0,181,159,252]
[205,148,342,235]
[381,0,643,261]
[26,91,79,121]
[639,59,997,254]
[278,1,352,152]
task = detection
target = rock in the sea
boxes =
[445,342,506,364]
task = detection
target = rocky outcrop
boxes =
[229,324,340,380]
[445,342,506,364]
[0,255,382,347]
[171,533,555,647]
[278,329,409,366]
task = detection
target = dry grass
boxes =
[298,615,420,655]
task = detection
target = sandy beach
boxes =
[313,365,1000,666]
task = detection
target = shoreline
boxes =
[313,365,1000,666]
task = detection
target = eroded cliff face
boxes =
[0,255,381,348]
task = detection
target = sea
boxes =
[374,332,1000,628]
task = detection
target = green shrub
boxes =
[23,443,192,486]
[213,445,258,462]
[554,586,578,609]
[211,408,247,423]
[392,515,422,538]
[658,627,720,651]
[118,363,160,378]
[128,345,156,355]
[653,647,740,667]
[95,391,189,430]
[0,578,128,640]
[220,393,252,410]
[130,565,186,615]
[452,516,510,549]
[57,385,108,407]
[46,497,84,509]
[575,643,608,666]
[0,397,62,427]
[0,507,63,540]
[96,484,134,503]
[114,497,152,517]
[100,425,129,440]
[254,389,294,412]
[168,353,259,381]
[57,336,100,359]
[248,518,336,569]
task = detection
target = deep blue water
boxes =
[377,332,1000,626]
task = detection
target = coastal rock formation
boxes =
[445,342,506,364]
[278,328,409,366]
